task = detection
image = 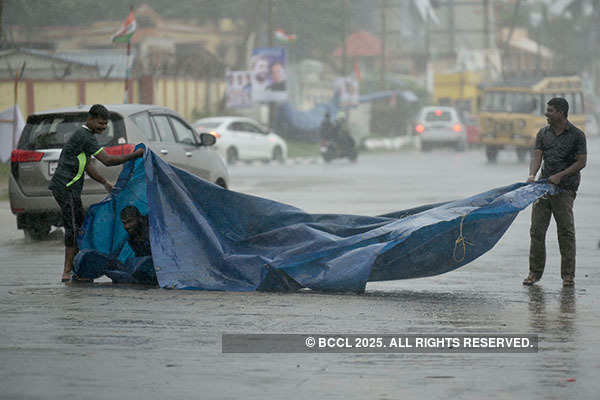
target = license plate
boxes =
[48,161,58,176]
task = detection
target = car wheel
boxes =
[24,224,51,241]
[348,149,358,162]
[226,147,238,165]
[421,142,431,152]
[272,146,284,163]
[455,140,466,152]
[486,146,498,163]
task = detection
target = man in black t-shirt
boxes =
[523,97,587,287]
[50,104,144,282]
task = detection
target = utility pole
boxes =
[449,0,456,56]
[267,0,274,128]
[341,0,347,75]
[380,0,387,88]
[0,0,4,46]
[502,0,523,79]
[425,8,431,89]
[483,0,490,77]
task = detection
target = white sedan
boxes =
[193,117,288,164]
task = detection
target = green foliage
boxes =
[494,0,600,75]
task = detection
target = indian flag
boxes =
[112,10,136,43]
[274,28,296,44]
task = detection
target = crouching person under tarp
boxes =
[73,206,157,285]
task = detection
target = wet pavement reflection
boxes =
[1,143,600,399]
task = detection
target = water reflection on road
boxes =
[1,144,600,399]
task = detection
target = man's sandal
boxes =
[522,274,539,286]
[562,279,575,287]
[61,273,72,283]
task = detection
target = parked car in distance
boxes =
[414,106,467,151]
[10,104,229,240]
[192,116,288,164]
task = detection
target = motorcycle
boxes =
[320,134,358,163]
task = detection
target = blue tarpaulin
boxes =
[77,144,556,292]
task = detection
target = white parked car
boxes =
[192,117,288,164]
[414,106,467,151]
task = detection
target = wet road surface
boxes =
[1,141,599,399]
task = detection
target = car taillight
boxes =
[453,123,463,132]
[104,144,135,155]
[11,149,45,163]
[415,124,425,133]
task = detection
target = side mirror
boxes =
[198,132,216,146]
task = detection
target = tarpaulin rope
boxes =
[453,214,473,262]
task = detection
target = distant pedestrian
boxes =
[49,104,144,282]
[523,97,587,287]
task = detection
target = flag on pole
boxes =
[273,28,296,44]
[112,10,136,43]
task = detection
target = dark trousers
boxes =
[73,249,157,285]
[529,190,576,280]
[51,189,83,247]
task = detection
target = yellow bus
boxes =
[479,76,585,162]
[433,71,482,116]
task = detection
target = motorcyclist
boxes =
[320,112,357,162]
[333,112,356,154]
[320,111,336,142]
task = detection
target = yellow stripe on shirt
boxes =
[66,153,88,187]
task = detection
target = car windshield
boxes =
[18,113,124,150]
[424,110,453,122]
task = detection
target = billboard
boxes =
[334,76,359,108]
[250,47,288,103]
[225,70,253,108]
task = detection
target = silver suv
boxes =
[10,104,229,240]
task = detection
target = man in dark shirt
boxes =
[523,97,587,287]
[50,104,144,282]
[120,206,151,257]
[72,205,156,285]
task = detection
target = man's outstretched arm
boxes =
[85,159,113,193]
[95,147,144,167]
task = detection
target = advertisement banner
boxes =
[250,47,288,103]
[334,76,359,108]
[225,70,253,108]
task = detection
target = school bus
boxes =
[479,75,585,162]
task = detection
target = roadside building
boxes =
[2,4,239,120]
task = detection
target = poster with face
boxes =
[250,47,288,103]
[334,76,359,108]
[225,70,252,108]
